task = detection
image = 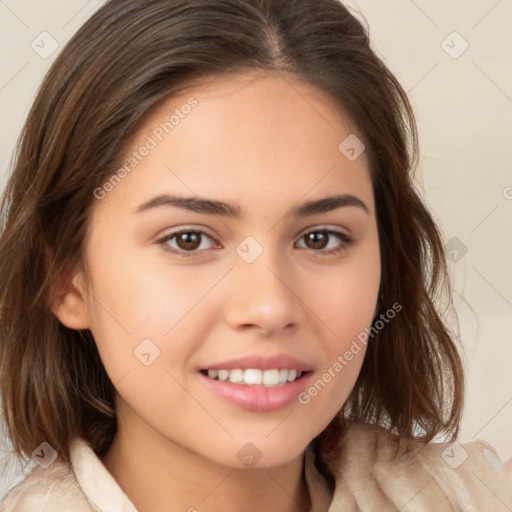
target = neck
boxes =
[101,404,314,512]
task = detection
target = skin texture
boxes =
[53,70,381,512]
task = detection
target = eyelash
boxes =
[157,227,354,258]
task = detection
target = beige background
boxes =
[1,0,511,498]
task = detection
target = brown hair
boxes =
[0,0,463,483]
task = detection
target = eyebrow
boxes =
[135,193,369,218]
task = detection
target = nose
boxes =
[222,245,305,336]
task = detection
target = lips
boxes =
[198,353,314,411]
[200,353,313,372]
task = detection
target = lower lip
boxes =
[199,372,312,412]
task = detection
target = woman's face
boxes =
[71,71,380,468]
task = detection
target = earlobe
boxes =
[50,269,91,330]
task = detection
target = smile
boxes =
[202,368,306,387]
[199,369,312,412]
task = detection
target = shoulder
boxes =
[1,446,98,512]
[326,422,512,511]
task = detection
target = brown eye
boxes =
[304,232,329,250]
[175,232,202,251]
[296,229,354,256]
[158,229,216,257]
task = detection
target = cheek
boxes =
[298,266,376,422]
[83,245,226,380]
[312,248,380,346]
[301,242,380,406]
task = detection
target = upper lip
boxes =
[201,353,313,371]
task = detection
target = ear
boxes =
[50,266,91,330]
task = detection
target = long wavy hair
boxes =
[0,0,463,486]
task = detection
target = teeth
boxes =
[206,368,304,386]
[244,369,262,385]
[287,369,297,382]
[228,369,244,383]
[218,369,229,382]
[262,369,280,386]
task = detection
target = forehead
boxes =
[141,70,358,142]
[100,70,373,217]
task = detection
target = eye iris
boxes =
[306,232,328,250]
[177,232,201,250]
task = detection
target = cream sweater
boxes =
[1,423,511,511]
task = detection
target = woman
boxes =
[0,1,510,510]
